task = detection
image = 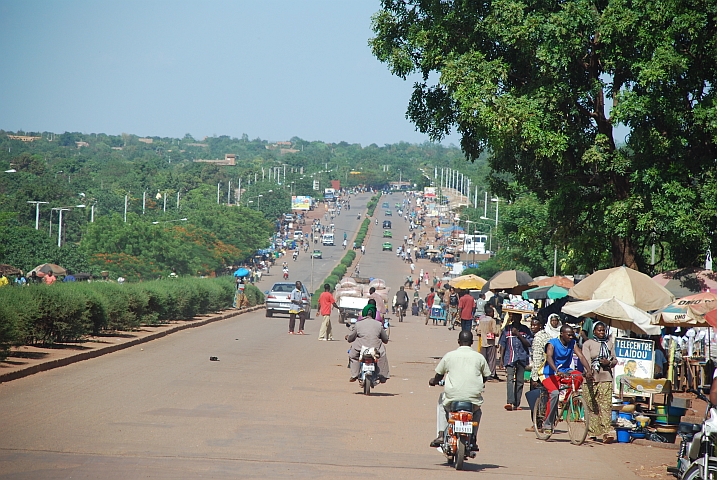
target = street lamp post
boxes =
[27,201,49,230]
[53,204,86,247]
[480,197,499,227]
[152,218,188,225]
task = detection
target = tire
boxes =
[455,440,465,470]
[566,394,589,445]
[363,376,371,395]
[683,462,717,480]
[265,309,273,318]
[533,390,551,440]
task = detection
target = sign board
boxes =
[424,187,436,197]
[613,338,655,395]
[291,196,311,211]
[313,180,320,191]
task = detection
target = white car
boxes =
[322,233,335,246]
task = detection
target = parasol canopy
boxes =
[532,275,574,288]
[233,267,250,277]
[652,267,717,298]
[652,291,717,327]
[0,264,21,276]
[568,266,674,312]
[562,297,661,335]
[449,274,487,290]
[30,263,66,276]
[480,270,534,293]
[522,285,569,300]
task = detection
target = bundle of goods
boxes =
[369,278,387,290]
[334,286,364,301]
[339,277,358,288]
[502,298,535,312]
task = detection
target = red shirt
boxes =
[458,294,476,320]
[426,292,436,308]
[318,291,335,316]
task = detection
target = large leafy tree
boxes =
[371,0,717,270]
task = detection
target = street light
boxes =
[53,204,86,247]
[257,194,263,210]
[4,169,16,173]
[152,218,188,225]
[27,201,49,230]
[480,197,499,227]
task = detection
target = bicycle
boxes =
[533,372,590,445]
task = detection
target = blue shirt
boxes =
[543,337,575,376]
[498,324,533,367]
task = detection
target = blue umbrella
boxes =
[234,268,250,277]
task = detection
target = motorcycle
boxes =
[357,346,381,395]
[283,270,289,280]
[293,251,298,261]
[439,401,478,470]
[670,389,716,479]
[357,214,361,220]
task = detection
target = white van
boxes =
[321,233,335,246]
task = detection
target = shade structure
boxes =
[652,292,717,327]
[568,266,674,312]
[533,276,575,288]
[0,264,21,276]
[652,268,717,298]
[449,274,487,290]
[522,285,569,300]
[480,270,534,293]
[233,268,250,277]
[30,263,66,276]
[562,297,661,335]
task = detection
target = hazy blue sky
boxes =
[0,1,462,146]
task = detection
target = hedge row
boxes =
[0,277,264,358]
[354,219,370,247]
[366,193,381,217]
[312,248,358,308]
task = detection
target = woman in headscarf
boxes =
[544,313,562,339]
[347,298,390,382]
[581,321,617,443]
[361,299,380,322]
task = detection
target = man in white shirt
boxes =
[429,331,491,449]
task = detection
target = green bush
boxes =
[243,283,264,306]
[0,277,238,348]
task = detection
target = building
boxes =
[194,153,236,166]
[7,135,41,142]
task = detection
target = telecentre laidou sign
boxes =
[612,338,654,395]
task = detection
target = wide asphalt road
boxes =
[0,193,663,479]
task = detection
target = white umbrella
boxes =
[562,297,661,335]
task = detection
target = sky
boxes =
[0,1,461,146]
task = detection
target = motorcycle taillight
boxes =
[362,356,375,363]
[451,412,472,422]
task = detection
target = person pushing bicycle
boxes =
[539,324,592,436]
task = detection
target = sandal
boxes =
[298,331,305,335]
[288,331,295,335]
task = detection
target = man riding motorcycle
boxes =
[346,300,390,383]
[395,286,410,316]
[429,331,492,450]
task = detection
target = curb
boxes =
[0,305,265,384]
[631,438,679,450]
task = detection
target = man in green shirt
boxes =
[429,331,492,449]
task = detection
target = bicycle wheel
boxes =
[566,393,589,445]
[533,390,551,440]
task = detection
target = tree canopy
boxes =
[371,0,717,271]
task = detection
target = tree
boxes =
[371,0,717,271]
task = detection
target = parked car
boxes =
[312,249,323,259]
[265,282,311,318]
[382,242,393,251]
[383,230,392,238]
[383,220,392,229]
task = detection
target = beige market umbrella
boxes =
[652,291,717,327]
[562,297,661,335]
[449,274,487,290]
[568,266,674,311]
[30,263,67,276]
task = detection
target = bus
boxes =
[463,234,488,254]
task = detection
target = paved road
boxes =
[0,193,665,479]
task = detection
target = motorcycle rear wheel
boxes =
[455,440,466,470]
[683,462,717,480]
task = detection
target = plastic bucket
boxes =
[616,428,631,443]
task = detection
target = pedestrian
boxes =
[477,304,501,380]
[447,287,460,329]
[525,317,548,431]
[457,289,475,332]
[424,287,436,325]
[44,271,56,285]
[498,313,533,411]
[424,271,429,285]
[410,262,415,274]
[317,283,340,341]
[0,273,8,288]
[582,322,617,443]
[288,281,307,335]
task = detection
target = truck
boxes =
[321,233,335,246]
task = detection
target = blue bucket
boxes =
[616,428,630,443]
[618,412,633,421]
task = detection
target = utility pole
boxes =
[217,182,221,204]
[124,195,128,222]
[228,180,231,205]
[142,191,146,215]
